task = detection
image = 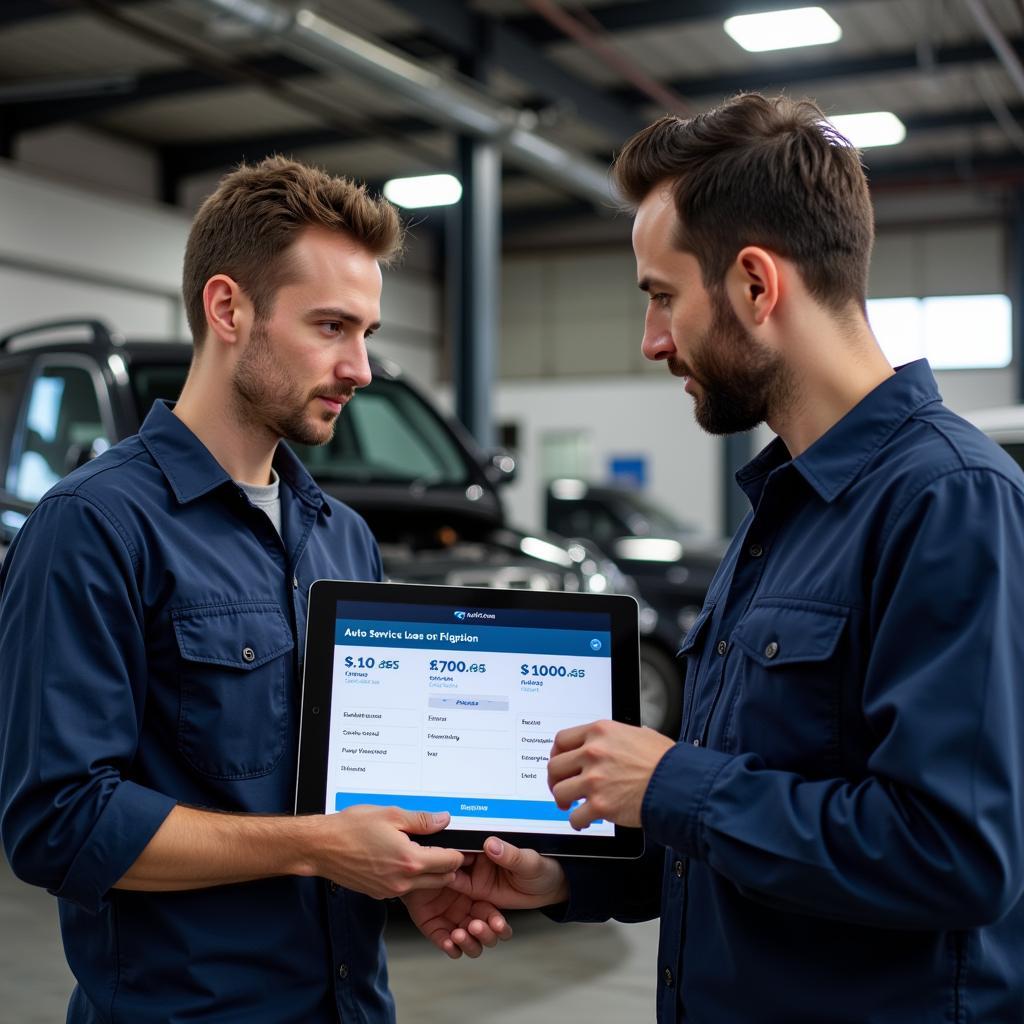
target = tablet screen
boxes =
[326,598,614,837]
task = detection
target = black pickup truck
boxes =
[0,319,688,734]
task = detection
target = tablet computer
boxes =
[296,580,644,859]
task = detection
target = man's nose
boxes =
[339,337,373,389]
[641,317,675,362]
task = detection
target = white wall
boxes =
[0,147,441,380]
[493,376,719,537]
[494,220,1018,536]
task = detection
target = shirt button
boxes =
[337,963,349,980]
[663,967,674,987]
[293,576,299,590]
[716,639,728,656]
[673,859,684,878]
[749,542,764,558]
[692,738,700,747]
[241,646,256,663]
[329,881,339,894]
[764,641,779,659]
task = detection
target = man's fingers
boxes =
[550,722,591,758]
[404,869,461,892]
[399,809,452,835]
[483,837,546,880]
[550,776,587,811]
[569,800,601,831]
[450,927,484,958]
[547,748,584,793]
[471,903,512,940]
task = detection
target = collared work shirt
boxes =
[0,401,391,1023]
[563,361,1024,1022]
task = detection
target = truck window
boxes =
[8,365,108,502]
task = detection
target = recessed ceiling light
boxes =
[382,173,462,208]
[827,111,906,148]
[723,6,842,52]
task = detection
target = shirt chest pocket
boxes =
[725,601,849,774]
[173,603,295,780]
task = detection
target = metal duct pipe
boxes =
[964,0,1024,100]
[197,0,619,209]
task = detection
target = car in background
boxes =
[0,319,683,734]
[963,405,1024,470]
[546,478,728,731]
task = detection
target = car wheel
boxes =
[639,640,682,737]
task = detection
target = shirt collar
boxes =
[736,359,942,505]
[139,400,330,512]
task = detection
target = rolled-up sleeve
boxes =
[641,467,1024,930]
[0,492,175,913]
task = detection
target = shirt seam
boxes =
[881,463,1024,551]
[36,489,139,570]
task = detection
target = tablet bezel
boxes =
[296,579,645,859]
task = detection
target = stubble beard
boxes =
[685,290,793,436]
[231,319,343,448]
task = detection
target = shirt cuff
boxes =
[52,781,177,914]
[641,741,732,858]
[544,858,621,923]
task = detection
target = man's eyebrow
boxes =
[638,277,668,293]
[308,307,382,332]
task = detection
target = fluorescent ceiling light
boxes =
[382,173,462,208]
[827,111,906,148]
[724,6,841,52]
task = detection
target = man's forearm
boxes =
[114,804,320,891]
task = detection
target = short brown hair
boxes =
[612,93,874,312]
[183,155,404,346]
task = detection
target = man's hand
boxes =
[548,720,674,830]
[310,806,464,899]
[402,887,513,959]
[449,837,569,909]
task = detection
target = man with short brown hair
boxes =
[0,156,503,1024]
[445,94,1024,1022]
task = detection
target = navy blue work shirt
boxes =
[0,401,393,1023]
[560,361,1024,1022]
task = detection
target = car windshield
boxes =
[129,364,471,487]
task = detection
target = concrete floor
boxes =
[0,859,659,1022]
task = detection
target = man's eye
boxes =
[650,293,670,307]
[323,322,342,334]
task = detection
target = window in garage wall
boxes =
[867,293,1012,370]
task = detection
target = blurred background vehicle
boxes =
[964,405,1024,469]
[546,477,729,727]
[0,319,685,734]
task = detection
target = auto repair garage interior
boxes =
[2,1,1024,1021]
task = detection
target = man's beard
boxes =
[231,319,349,447]
[681,290,792,436]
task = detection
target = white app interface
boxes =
[325,600,614,836]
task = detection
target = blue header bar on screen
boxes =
[335,600,609,632]
[334,619,611,657]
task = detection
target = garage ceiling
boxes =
[3,0,1024,241]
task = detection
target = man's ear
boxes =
[202,274,249,348]
[727,246,780,327]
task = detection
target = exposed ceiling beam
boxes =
[866,150,1024,190]
[608,39,1019,105]
[385,0,642,140]
[0,0,79,28]
[1,53,315,134]
[504,0,866,45]
[158,119,435,180]
[0,0,158,29]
